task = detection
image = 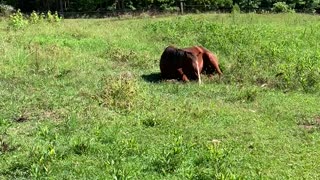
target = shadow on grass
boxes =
[141,72,162,83]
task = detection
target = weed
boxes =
[29,142,57,178]
[191,144,236,179]
[46,11,61,23]
[8,9,28,29]
[101,73,138,112]
[151,136,185,174]
[29,11,42,24]
[105,157,132,179]
[93,125,118,144]
[8,10,61,30]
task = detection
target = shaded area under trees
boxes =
[1,0,320,16]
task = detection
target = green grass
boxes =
[1,13,320,179]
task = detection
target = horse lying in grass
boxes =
[160,46,202,84]
[159,45,222,83]
[182,46,223,78]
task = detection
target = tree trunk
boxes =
[60,0,64,16]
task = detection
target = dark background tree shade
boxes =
[2,0,320,14]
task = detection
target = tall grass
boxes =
[146,14,320,92]
[0,13,320,179]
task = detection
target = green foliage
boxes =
[8,9,28,29]
[272,2,296,13]
[232,3,241,13]
[151,136,185,174]
[8,10,61,30]
[3,0,320,14]
[101,73,138,112]
[150,136,236,178]
[30,11,40,24]
[160,2,179,12]
[191,144,236,179]
[46,11,61,23]
[29,11,46,24]
[234,0,261,12]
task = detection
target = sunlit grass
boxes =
[0,13,320,179]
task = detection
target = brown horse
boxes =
[160,46,201,83]
[182,46,223,78]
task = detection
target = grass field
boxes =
[1,13,320,179]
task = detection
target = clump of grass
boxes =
[108,47,138,64]
[191,144,236,179]
[149,136,236,178]
[101,72,138,112]
[103,137,142,178]
[106,47,153,68]
[72,141,89,155]
[227,86,259,103]
[150,136,186,174]
[26,42,70,75]
[141,117,160,127]
[29,143,57,177]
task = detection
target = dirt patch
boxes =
[14,114,29,123]
[1,141,9,153]
[0,137,16,153]
[13,109,64,123]
[299,125,315,131]
[42,110,61,120]
[298,116,320,132]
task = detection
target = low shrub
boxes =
[8,10,62,30]
[272,2,295,13]
[101,72,138,112]
[8,9,28,29]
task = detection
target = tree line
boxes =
[2,0,320,14]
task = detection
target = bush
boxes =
[8,10,62,30]
[272,2,295,13]
[30,11,43,24]
[232,3,241,14]
[0,4,15,16]
[46,11,61,23]
[101,72,138,112]
[8,9,29,29]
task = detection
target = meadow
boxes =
[0,13,320,179]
